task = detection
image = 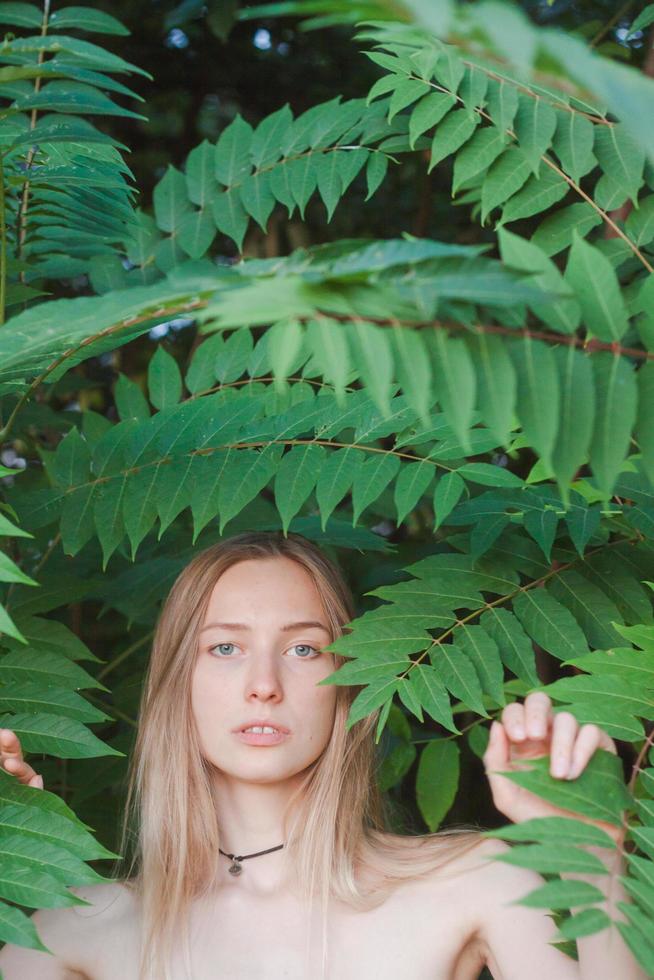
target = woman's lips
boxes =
[234,730,290,746]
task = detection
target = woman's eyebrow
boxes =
[200,620,331,634]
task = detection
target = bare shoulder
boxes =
[69,879,137,922]
[0,881,136,980]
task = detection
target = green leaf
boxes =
[483,814,617,848]
[498,751,631,828]
[0,713,122,760]
[408,664,459,734]
[513,590,589,661]
[240,171,276,231]
[185,139,217,207]
[550,346,594,497]
[0,3,42,28]
[500,166,569,224]
[390,325,432,424]
[515,878,605,910]
[434,644,489,716]
[428,110,479,173]
[394,459,435,524]
[565,498,601,558]
[557,908,612,941]
[481,147,531,223]
[0,648,107,693]
[549,571,623,649]
[541,672,651,720]
[594,122,645,207]
[49,6,129,34]
[456,626,505,706]
[467,332,516,446]
[365,152,388,200]
[426,331,476,453]
[0,683,108,724]
[452,127,505,195]
[458,66,488,116]
[147,346,182,410]
[351,453,401,525]
[629,4,654,32]
[287,155,318,219]
[316,447,363,530]
[387,77,430,122]
[513,96,557,176]
[214,114,253,187]
[636,361,654,486]
[498,227,579,335]
[457,463,522,488]
[416,739,460,831]
[116,371,150,424]
[430,42,463,92]
[306,318,351,405]
[313,151,343,222]
[508,337,559,470]
[433,471,465,530]
[348,320,393,417]
[0,900,50,951]
[215,328,253,383]
[485,78,519,136]
[552,111,596,183]
[153,165,192,234]
[177,206,216,259]
[52,426,91,488]
[490,841,608,875]
[273,444,327,534]
[409,91,455,148]
[345,675,399,730]
[589,353,638,498]
[565,232,629,342]
[481,608,539,687]
[250,103,293,168]
[217,444,283,534]
[626,195,654,247]
[212,187,248,249]
[0,552,37,587]
[531,202,602,257]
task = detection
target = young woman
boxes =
[0,531,645,980]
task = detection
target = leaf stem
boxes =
[17,0,51,272]
[0,153,6,327]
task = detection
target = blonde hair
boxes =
[113,530,486,979]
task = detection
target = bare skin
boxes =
[0,555,645,979]
[0,833,575,980]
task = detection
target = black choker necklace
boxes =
[219,843,285,877]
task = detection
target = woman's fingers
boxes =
[0,728,43,789]
[501,691,552,743]
[567,723,617,780]
[549,710,579,777]
[523,691,551,740]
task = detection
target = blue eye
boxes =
[210,643,236,656]
[291,644,319,658]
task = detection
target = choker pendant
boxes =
[228,858,243,876]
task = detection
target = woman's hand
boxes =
[0,728,43,789]
[482,691,622,844]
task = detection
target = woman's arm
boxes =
[474,838,579,980]
[0,905,89,979]
[475,838,648,980]
[0,731,91,979]
[558,843,647,980]
[480,693,648,980]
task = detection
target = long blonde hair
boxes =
[113,530,486,979]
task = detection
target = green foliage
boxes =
[1,0,654,972]
[0,3,144,316]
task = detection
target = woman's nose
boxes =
[245,655,283,699]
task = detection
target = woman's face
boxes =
[191,555,338,784]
